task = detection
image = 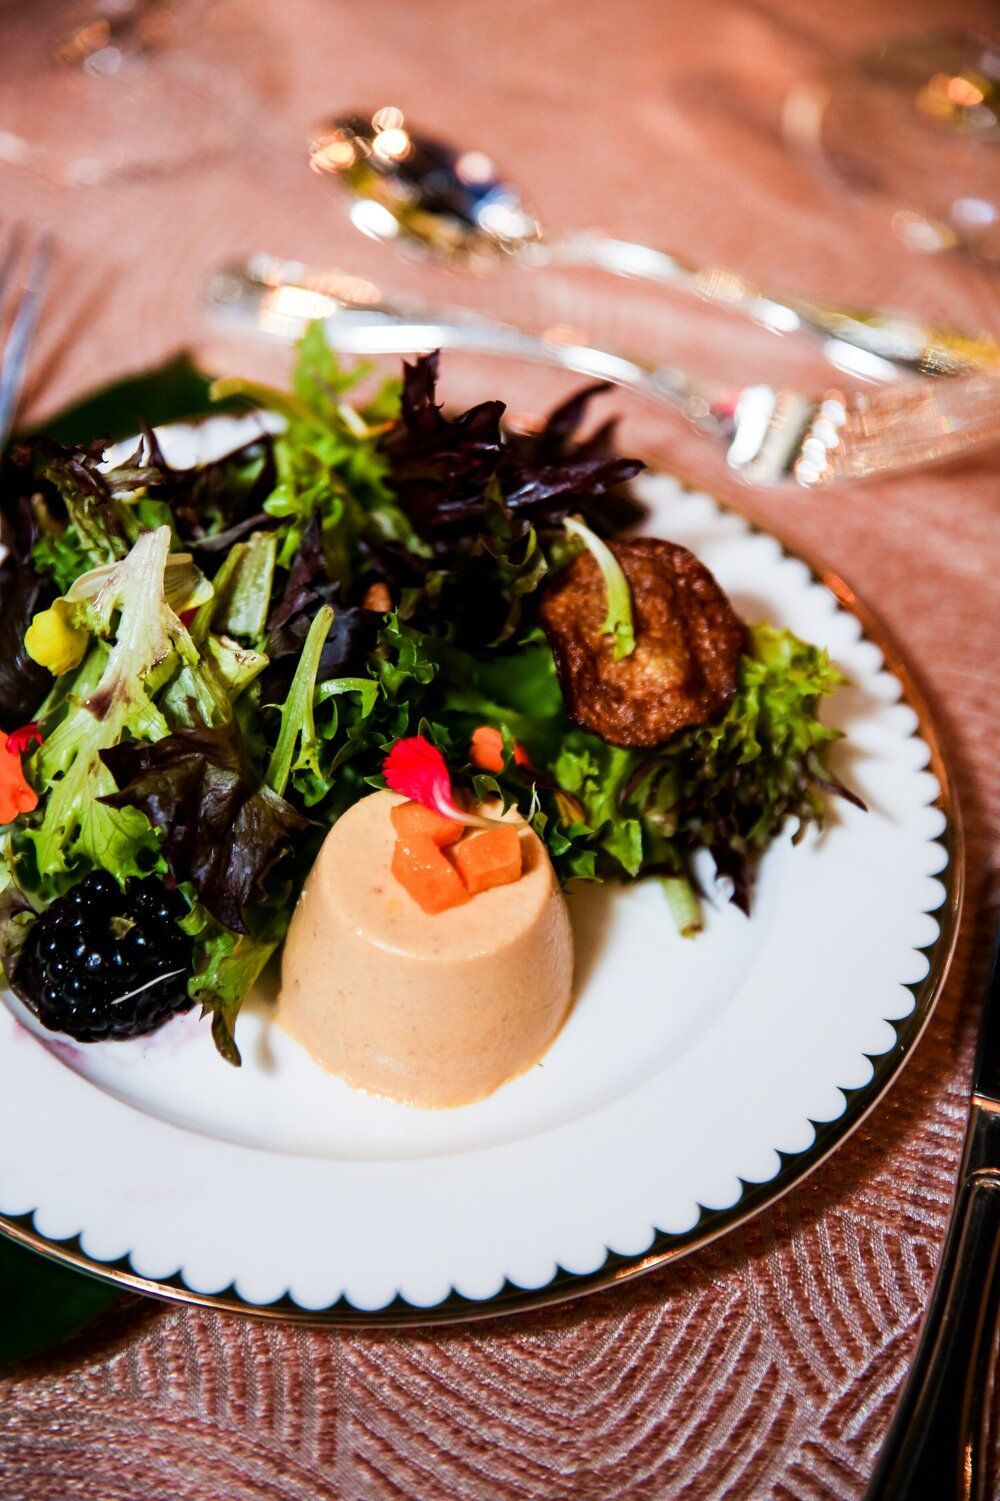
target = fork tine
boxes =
[800,372,1000,486]
[0,232,52,450]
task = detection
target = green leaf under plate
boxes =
[0,1237,121,1366]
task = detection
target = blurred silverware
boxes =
[865,917,1000,1501]
[0,227,52,448]
[205,255,1000,488]
[309,110,1000,381]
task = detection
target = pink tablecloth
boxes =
[2,0,999,1494]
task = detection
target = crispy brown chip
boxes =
[538,538,747,748]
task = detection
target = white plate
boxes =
[0,416,960,1323]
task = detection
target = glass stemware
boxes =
[0,0,269,186]
[784,30,1000,263]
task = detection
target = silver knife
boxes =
[866,916,1000,1501]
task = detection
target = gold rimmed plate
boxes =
[0,356,961,1327]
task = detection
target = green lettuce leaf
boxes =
[212,324,421,578]
[185,903,287,1067]
[26,440,134,587]
[18,527,212,889]
[21,652,163,891]
[563,515,635,659]
[207,530,278,642]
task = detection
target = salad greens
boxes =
[0,329,856,1061]
[563,516,636,660]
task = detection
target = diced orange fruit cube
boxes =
[390,800,465,847]
[392,834,470,914]
[451,824,523,896]
[469,725,530,774]
[469,725,506,773]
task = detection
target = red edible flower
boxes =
[383,736,493,828]
[4,722,42,757]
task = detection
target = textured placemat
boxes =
[1,0,998,1494]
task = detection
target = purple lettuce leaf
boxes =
[100,722,310,935]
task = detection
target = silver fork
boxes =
[205,257,1000,489]
[0,227,53,450]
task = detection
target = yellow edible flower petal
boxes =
[24,606,89,676]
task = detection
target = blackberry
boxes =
[17,873,194,1042]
